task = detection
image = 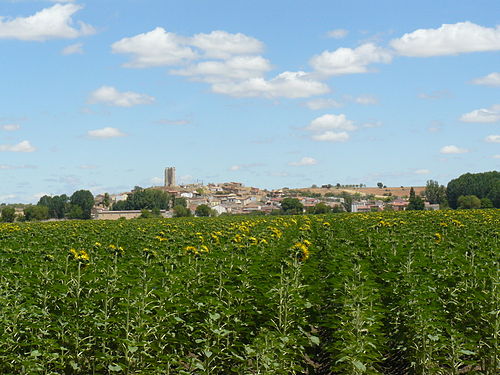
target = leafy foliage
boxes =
[447,171,500,208]
[112,188,171,211]
[0,210,498,373]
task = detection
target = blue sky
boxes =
[0,0,499,203]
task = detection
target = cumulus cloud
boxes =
[289,157,317,166]
[211,71,329,98]
[311,131,349,142]
[414,169,430,175]
[88,86,155,107]
[326,29,348,39]
[460,104,500,123]
[61,42,83,55]
[0,4,95,41]
[112,27,197,68]
[171,55,271,83]
[190,30,264,59]
[305,114,355,142]
[390,21,500,57]
[0,140,36,152]
[472,72,500,87]
[1,124,20,131]
[310,43,392,76]
[306,114,357,131]
[305,98,343,110]
[87,127,126,139]
[494,154,500,159]
[440,145,468,154]
[485,135,500,143]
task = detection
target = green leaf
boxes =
[203,349,213,358]
[310,335,320,345]
[353,360,366,372]
[70,361,79,370]
[127,346,138,353]
[30,350,41,358]
[108,364,123,372]
[209,312,220,321]
[459,349,476,355]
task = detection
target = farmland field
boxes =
[0,210,498,374]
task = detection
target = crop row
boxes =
[0,210,498,374]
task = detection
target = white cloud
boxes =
[311,131,349,142]
[485,135,500,143]
[190,30,264,59]
[150,177,163,184]
[0,164,35,170]
[112,27,197,68]
[1,124,20,131]
[305,98,343,110]
[414,169,430,175]
[355,95,378,105]
[493,154,500,159]
[417,90,450,100]
[310,43,392,76]
[211,71,329,98]
[0,194,16,201]
[289,157,317,166]
[390,21,500,57]
[88,86,155,107]
[61,42,83,55]
[362,121,383,128]
[87,127,126,139]
[326,29,348,39]
[440,145,468,154]
[472,72,500,87]
[229,163,262,171]
[0,140,36,152]
[306,114,357,131]
[0,4,95,41]
[460,104,500,123]
[171,55,271,83]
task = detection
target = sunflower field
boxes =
[0,209,498,374]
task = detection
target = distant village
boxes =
[92,167,439,220]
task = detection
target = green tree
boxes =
[480,197,493,208]
[313,202,331,214]
[112,189,170,211]
[23,205,49,221]
[195,204,211,217]
[280,198,303,215]
[1,206,16,222]
[102,193,111,208]
[173,205,191,217]
[424,180,447,204]
[37,194,69,219]
[447,171,500,208]
[377,182,383,189]
[457,195,481,209]
[67,205,84,219]
[70,190,94,219]
[340,192,353,212]
[407,187,425,210]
